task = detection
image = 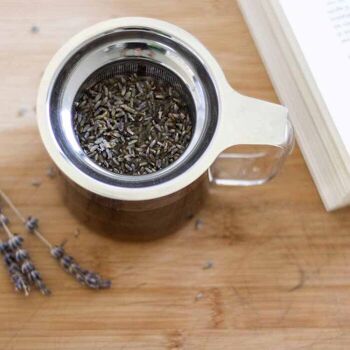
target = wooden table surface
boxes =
[1,1,350,349]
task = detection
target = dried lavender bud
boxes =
[15,249,30,262]
[46,165,57,179]
[21,260,35,274]
[68,263,86,285]
[8,234,23,250]
[3,252,15,267]
[0,241,10,254]
[34,279,51,296]
[202,260,214,270]
[50,246,64,259]
[25,216,39,232]
[99,279,112,289]
[30,25,39,34]
[17,107,28,118]
[68,262,83,274]
[84,272,111,290]
[29,269,41,281]
[84,272,100,289]
[60,255,74,270]
[31,179,42,187]
[8,262,20,274]
[11,272,22,285]
[11,272,30,295]
[28,270,51,295]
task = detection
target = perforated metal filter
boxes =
[80,59,190,95]
[47,28,219,188]
[74,58,196,124]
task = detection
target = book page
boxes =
[278,0,350,157]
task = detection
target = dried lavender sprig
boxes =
[57,252,111,289]
[0,239,30,295]
[0,216,50,296]
[0,190,111,290]
[51,245,111,289]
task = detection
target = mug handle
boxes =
[209,90,295,186]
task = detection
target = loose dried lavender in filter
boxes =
[73,73,193,175]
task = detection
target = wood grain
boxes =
[1,1,350,349]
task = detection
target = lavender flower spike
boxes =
[0,241,30,295]
[51,245,111,290]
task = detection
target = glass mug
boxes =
[37,18,294,240]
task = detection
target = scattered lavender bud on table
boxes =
[195,218,204,230]
[195,292,204,301]
[31,179,42,188]
[202,260,214,270]
[30,25,39,34]
[17,107,28,118]
[74,228,80,238]
[46,165,57,179]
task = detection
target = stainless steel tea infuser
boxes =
[37,18,294,238]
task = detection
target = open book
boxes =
[238,0,350,210]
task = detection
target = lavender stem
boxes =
[0,190,52,249]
